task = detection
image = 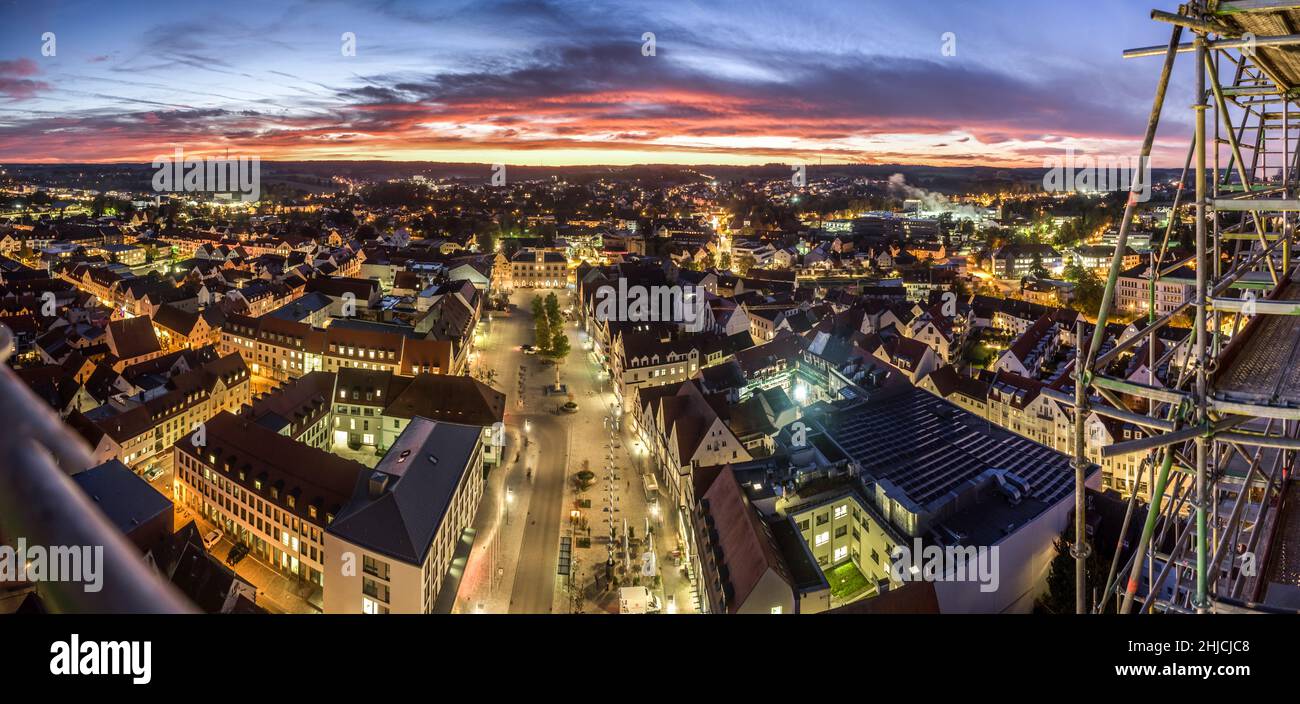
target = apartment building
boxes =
[173,410,366,588]
[324,418,486,614]
[219,314,457,386]
[240,370,336,449]
[919,365,1152,502]
[992,314,1062,379]
[634,380,752,518]
[989,243,1063,279]
[1073,244,1141,271]
[151,303,222,351]
[240,367,505,466]
[105,316,166,370]
[782,387,1092,613]
[69,351,251,470]
[610,322,710,412]
[1116,263,1196,316]
[691,465,830,614]
[330,367,505,464]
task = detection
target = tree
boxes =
[545,292,561,324]
[532,297,552,353]
[1036,526,1106,614]
[1063,263,1104,316]
[1030,251,1050,279]
[547,326,571,387]
[534,315,552,355]
[475,225,497,254]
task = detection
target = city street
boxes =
[454,286,697,614]
[456,288,578,614]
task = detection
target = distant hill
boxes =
[0,161,1185,197]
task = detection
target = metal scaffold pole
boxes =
[1072,21,1183,614]
[1103,1,1300,614]
[1193,33,1211,613]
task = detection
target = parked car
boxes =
[202,529,223,551]
[143,465,164,481]
[226,543,249,567]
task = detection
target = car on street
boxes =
[521,344,537,354]
[226,543,249,567]
[143,464,164,481]
[202,529,223,551]
[561,401,579,414]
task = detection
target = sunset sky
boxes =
[0,0,1198,167]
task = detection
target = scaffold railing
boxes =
[0,324,195,614]
[1068,1,1300,614]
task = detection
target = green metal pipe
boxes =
[1073,22,1183,615]
[1119,442,1178,613]
[1194,35,1211,614]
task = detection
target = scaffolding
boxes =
[1068,1,1300,614]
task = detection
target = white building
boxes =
[324,417,485,614]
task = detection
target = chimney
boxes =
[368,471,390,499]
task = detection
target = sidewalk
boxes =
[554,333,698,614]
[452,426,530,614]
[174,505,316,614]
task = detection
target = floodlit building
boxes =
[509,248,569,288]
[173,410,366,589]
[324,418,485,614]
[1116,263,1195,316]
[989,243,1063,279]
[774,386,1096,613]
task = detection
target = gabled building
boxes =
[70,350,251,470]
[106,315,165,370]
[691,465,830,614]
[635,380,752,512]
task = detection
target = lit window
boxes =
[833,505,848,519]
[814,531,829,547]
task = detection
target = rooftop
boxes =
[328,417,483,565]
